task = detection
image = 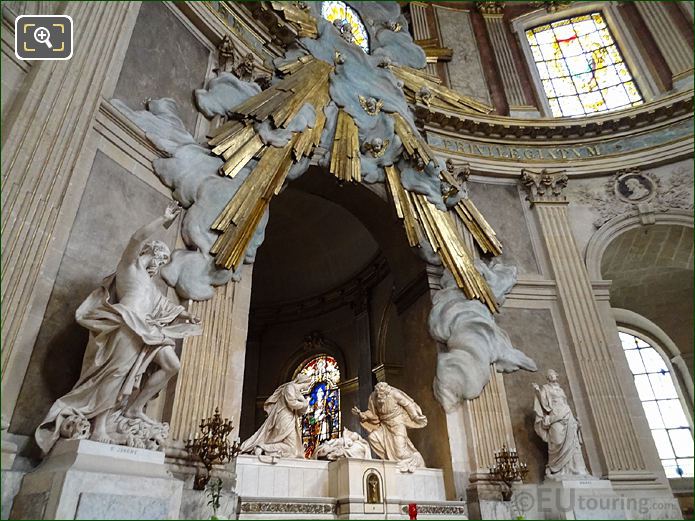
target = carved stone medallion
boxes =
[614,169,655,204]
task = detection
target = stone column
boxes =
[351,288,374,411]
[519,169,649,479]
[1,1,137,422]
[634,2,693,83]
[169,265,253,441]
[409,2,437,76]
[476,3,532,115]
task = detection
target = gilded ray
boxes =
[455,199,503,256]
[384,164,498,312]
[208,55,334,271]
[391,113,435,166]
[392,65,493,114]
[230,58,333,128]
[330,109,361,183]
[270,1,318,39]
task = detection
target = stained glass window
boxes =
[526,13,643,117]
[321,1,370,53]
[619,331,693,478]
[295,354,341,458]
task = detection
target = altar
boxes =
[235,455,467,519]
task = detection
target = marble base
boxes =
[9,439,183,520]
[1,470,24,520]
[235,455,467,519]
[512,479,627,520]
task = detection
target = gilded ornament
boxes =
[333,18,355,44]
[384,20,402,32]
[334,51,345,65]
[359,95,384,116]
[417,85,433,107]
[364,137,389,158]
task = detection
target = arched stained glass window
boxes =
[321,1,370,53]
[525,12,643,117]
[619,331,694,478]
[295,354,341,458]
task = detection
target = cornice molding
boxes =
[415,90,694,143]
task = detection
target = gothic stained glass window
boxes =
[321,1,370,53]
[619,331,694,478]
[526,13,643,117]
[296,354,341,458]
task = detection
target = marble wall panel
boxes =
[497,307,584,484]
[398,292,455,497]
[433,5,492,105]
[75,492,168,520]
[113,2,209,132]
[11,151,174,435]
[468,182,540,275]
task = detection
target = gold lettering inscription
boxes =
[430,135,603,159]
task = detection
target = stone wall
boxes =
[497,307,579,483]
[113,1,209,132]
[468,181,540,275]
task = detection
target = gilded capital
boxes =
[520,168,568,205]
[532,1,572,13]
[476,1,504,15]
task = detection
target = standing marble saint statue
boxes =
[35,203,202,454]
[533,369,591,480]
[240,373,313,458]
[352,382,428,472]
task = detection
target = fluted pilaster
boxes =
[634,2,692,81]
[1,1,137,418]
[170,265,253,441]
[410,2,437,76]
[478,7,527,108]
[520,170,647,475]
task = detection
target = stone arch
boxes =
[584,209,693,280]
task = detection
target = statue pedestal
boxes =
[235,455,467,519]
[10,439,183,520]
[517,478,625,520]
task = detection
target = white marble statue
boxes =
[240,373,313,458]
[313,428,372,461]
[35,203,202,454]
[533,369,591,480]
[352,382,427,472]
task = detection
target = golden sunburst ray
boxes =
[392,65,493,114]
[384,165,498,311]
[207,57,333,270]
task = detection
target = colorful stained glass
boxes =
[619,331,694,478]
[321,1,369,53]
[526,12,643,117]
[296,354,341,458]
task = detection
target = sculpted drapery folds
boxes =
[352,382,428,472]
[35,203,203,454]
[240,373,313,458]
[533,369,591,480]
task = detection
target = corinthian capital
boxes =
[520,168,568,205]
[476,1,504,15]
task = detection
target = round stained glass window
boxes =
[321,1,370,53]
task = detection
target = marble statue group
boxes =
[240,379,428,472]
[31,206,591,482]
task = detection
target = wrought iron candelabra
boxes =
[185,407,241,490]
[489,444,529,500]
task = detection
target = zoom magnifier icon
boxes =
[34,26,52,48]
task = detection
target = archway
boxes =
[238,167,454,485]
[598,221,693,379]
